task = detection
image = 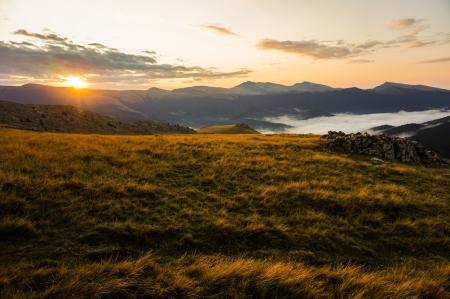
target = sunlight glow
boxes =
[63,76,88,89]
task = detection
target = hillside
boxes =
[1,82,449,131]
[372,116,450,158]
[197,123,260,134]
[0,100,194,134]
[0,129,449,298]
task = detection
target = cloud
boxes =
[14,29,68,42]
[257,17,447,60]
[348,59,374,64]
[0,29,251,87]
[418,57,450,64]
[385,18,426,33]
[355,40,384,49]
[197,24,239,36]
[264,110,450,134]
[88,42,107,49]
[257,23,447,59]
[257,39,354,59]
[142,50,157,55]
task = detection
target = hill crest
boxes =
[197,123,260,134]
[0,100,194,134]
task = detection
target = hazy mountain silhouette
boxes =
[373,82,449,93]
[0,81,449,130]
[229,81,335,95]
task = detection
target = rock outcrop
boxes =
[325,131,447,166]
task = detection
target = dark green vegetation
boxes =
[197,124,259,134]
[0,100,194,134]
[0,129,449,298]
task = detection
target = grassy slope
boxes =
[0,100,194,134]
[0,129,449,298]
[197,124,259,134]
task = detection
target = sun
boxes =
[63,76,88,89]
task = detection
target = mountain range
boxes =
[0,81,449,131]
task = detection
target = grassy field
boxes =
[0,128,449,298]
[197,124,260,134]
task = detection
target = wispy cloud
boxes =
[385,18,427,33]
[418,57,450,64]
[0,29,251,87]
[88,42,109,49]
[14,29,68,42]
[197,24,239,36]
[256,36,437,59]
[257,18,446,60]
[348,59,373,64]
[257,39,354,59]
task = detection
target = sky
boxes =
[0,0,449,90]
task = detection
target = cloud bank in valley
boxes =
[264,110,450,134]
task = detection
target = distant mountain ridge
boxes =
[373,82,449,93]
[228,81,335,95]
[0,81,449,131]
[168,81,335,96]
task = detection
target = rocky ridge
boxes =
[325,131,447,166]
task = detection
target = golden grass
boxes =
[0,128,449,298]
[197,124,260,134]
[1,255,448,298]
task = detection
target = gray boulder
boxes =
[325,131,447,166]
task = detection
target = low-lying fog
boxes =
[263,109,450,134]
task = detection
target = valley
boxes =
[1,82,449,131]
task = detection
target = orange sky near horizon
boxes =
[0,0,449,90]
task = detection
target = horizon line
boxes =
[1,80,449,92]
